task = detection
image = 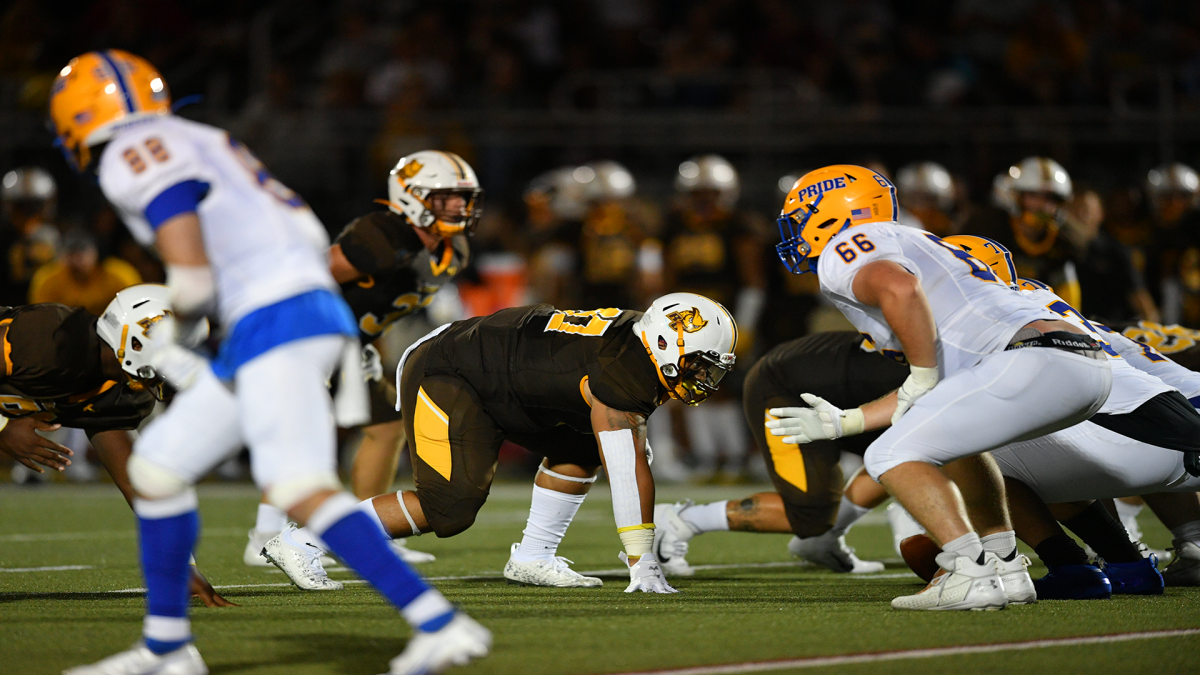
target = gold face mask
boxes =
[1012,211,1060,256]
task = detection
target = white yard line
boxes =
[96,561,911,594]
[612,629,1200,675]
[0,527,247,542]
[0,565,94,572]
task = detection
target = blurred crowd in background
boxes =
[4,0,1200,484]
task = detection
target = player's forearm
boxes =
[877,281,938,369]
[591,401,656,561]
[859,391,899,431]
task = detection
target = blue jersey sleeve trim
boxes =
[145,180,210,229]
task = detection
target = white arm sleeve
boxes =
[598,429,644,530]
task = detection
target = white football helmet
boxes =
[1146,163,1200,205]
[635,292,737,406]
[676,154,740,209]
[383,150,484,237]
[896,162,954,210]
[578,161,636,202]
[525,166,589,220]
[1007,157,1072,200]
[98,284,174,382]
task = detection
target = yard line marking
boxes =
[93,562,915,594]
[0,565,94,572]
[0,527,246,542]
[609,629,1200,675]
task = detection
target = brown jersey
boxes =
[420,304,664,434]
[336,211,469,343]
[0,304,154,430]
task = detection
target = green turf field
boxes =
[2,482,1198,675]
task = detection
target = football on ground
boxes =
[2,482,1198,675]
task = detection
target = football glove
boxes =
[361,344,383,383]
[620,551,678,594]
[767,394,865,444]
[892,365,939,425]
[142,316,207,391]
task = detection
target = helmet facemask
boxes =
[663,349,735,405]
[776,197,844,275]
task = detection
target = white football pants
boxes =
[864,347,1112,479]
[133,335,344,490]
[993,421,1200,502]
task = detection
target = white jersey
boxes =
[817,223,1056,377]
[1018,287,1172,414]
[1097,325,1200,400]
[98,115,334,325]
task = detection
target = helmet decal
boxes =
[666,307,708,334]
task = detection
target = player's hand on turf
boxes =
[190,566,238,607]
[0,417,73,473]
[620,552,679,594]
[361,344,384,383]
[891,365,939,425]
[768,394,848,444]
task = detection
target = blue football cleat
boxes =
[1099,555,1164,595]
[1033,564,1112,600]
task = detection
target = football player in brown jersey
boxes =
[243,151,478,570]
[0,284,232,606]
[269,293,737,593]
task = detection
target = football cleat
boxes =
[988,552,1037,604]
[391,539,436,564]
[788,533,885,574]
[1161,540,1200,586]
[243,528,278,567]
[891,552,1008,611]
[652,501,697,576]
[503,543,602,587]
[262,525,343,591]
[63,642,207,675]
[385,613,491,675]
[1098,555,1164,595]
[1033,564,1112,600]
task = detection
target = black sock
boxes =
[1062,501,1143,563]
[1033,533,1089,567]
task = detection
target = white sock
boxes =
[512,485,586,562]
[829,495,871,537]
[1170,519,1200,543]
[942,532,985,563]
[255,503,287,533]
[1114,499,1144,539]
[357,498,391,539]
[980,530,1018,559]
[681,500,729,534]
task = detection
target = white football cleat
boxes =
[262,525,343,591]
[891,552,1008,611]
[385,614,491,675]
[1162,539,1200,586]
[391,539,436,564]
[620,551,678,593]
[989,552,1037,604]
[503,543,602,587]
[64,642,207,675]
[652,501,697,576]
[886,502,926,557]
[787,533,885,574]
[243,528,278,567]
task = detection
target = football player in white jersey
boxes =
[50,50,488,675]
[768,165,1114,610]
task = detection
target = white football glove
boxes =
[891,365,939,425]
[619,551,678,594]
[767,394,865,444]
[142,316,207,390]
[361,344,383,383]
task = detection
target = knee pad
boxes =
[266,472,343,512]
[127,455,192,501]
